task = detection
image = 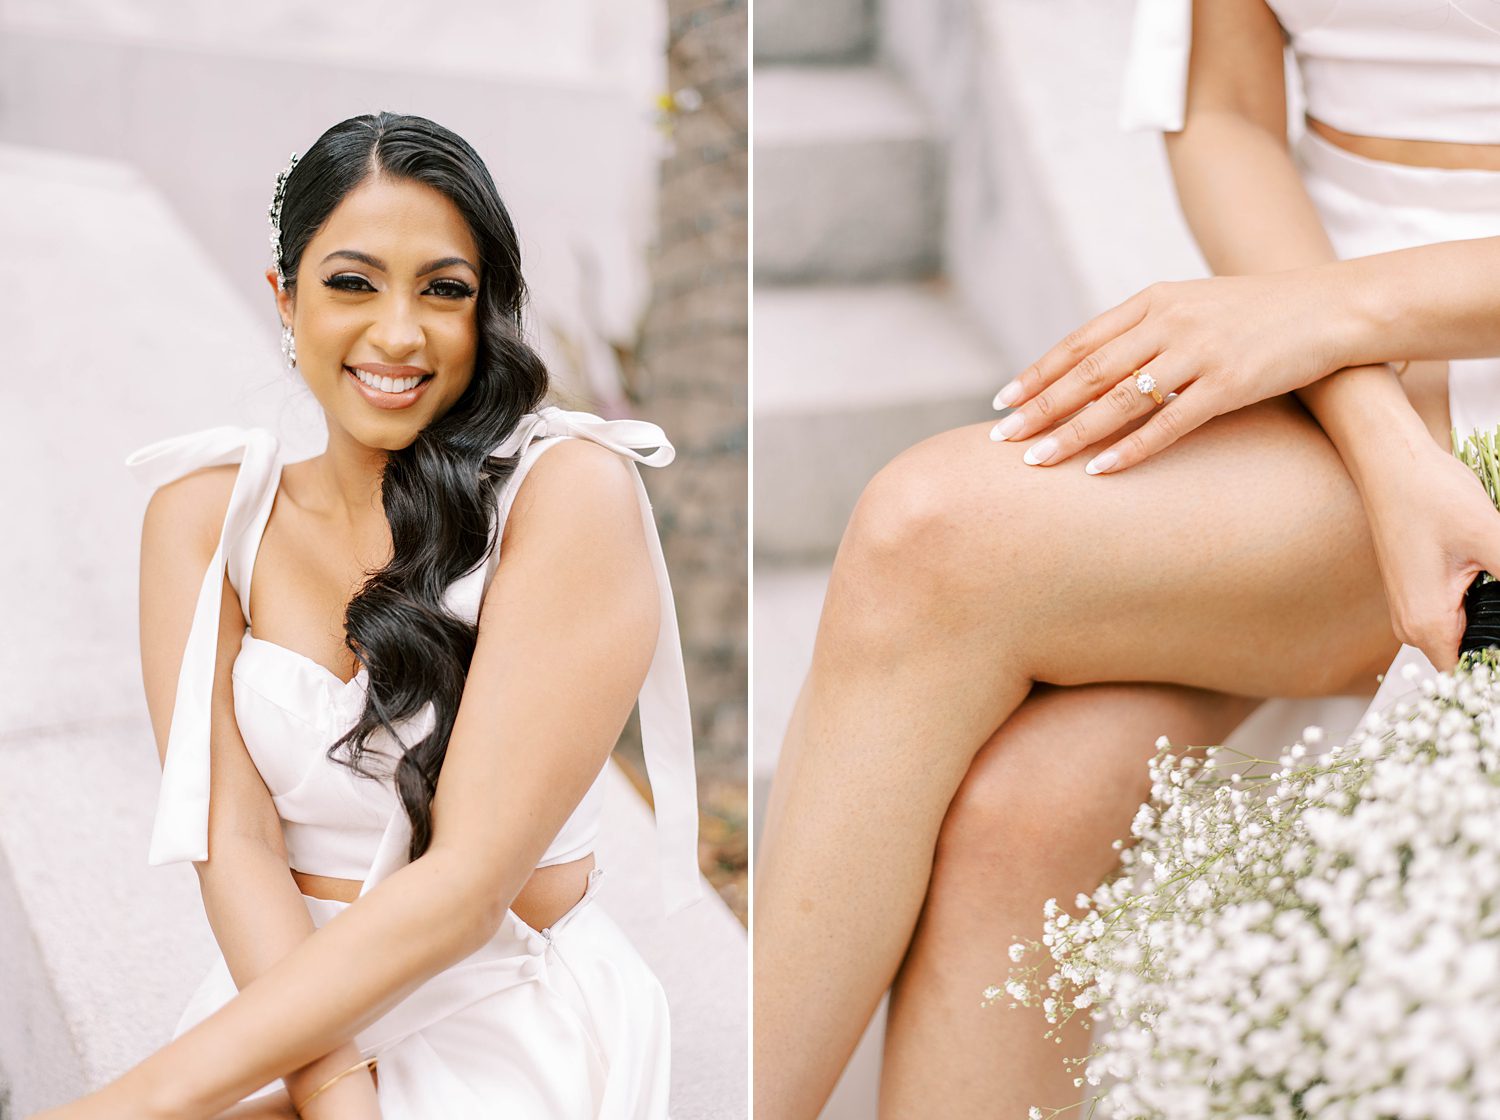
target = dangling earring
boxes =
[281,324,297,368]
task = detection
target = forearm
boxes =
[127,845,503,1120]
[1319,236,1500,365]
[194,842,374,1113]
[1167,111,1334,273]
[1165,111,1432,476]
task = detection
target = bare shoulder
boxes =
[502,436,645,552]
[141,462,239,561]
[478,436,658,685]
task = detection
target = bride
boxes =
[753,1,1500,1116]
[38,111,701,1119]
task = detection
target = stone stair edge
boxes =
[753,281,1005,415]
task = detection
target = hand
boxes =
[989,273,1365,473]
[1358,438,1500,672]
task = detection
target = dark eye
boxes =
[323,273,375,292]
[429,279,476,300]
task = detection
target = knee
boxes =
[935,747,1048,871]
[841,447,958,579]
[933,740,1128,895]
[832,429,1025,611]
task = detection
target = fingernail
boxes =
[1023,436,1059,466]
[993,380,1022,409]
[990,413,1024,441]
[1084,450,1118,475]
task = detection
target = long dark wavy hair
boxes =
[275,111,548,861]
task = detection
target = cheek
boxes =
[441,317,481,370]
[300,307,363,355]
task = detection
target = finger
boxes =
[991,330,1161,445]
[1016,358,1186,468]
[1081,380,1222,475]
[1407,601,1463,674]
[992,288,1151,410]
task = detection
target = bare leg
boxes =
[753,394,1418,1119]
[880,681,1261,1118]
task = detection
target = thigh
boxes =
[863,393,1407,700]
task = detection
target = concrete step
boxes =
[754,66,942,283]
[753,282,1003,560]
[755,0,873,65]
[875,0,1208,371]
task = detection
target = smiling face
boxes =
[268,172,483,452]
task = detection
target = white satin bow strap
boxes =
[1119,0,1192,132]
[123,425,281,866]
[497,406,703,916]
[492,405,677,468]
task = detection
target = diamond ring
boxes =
[1134,369,1164,406]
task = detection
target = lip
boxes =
[344,365,434,411]
[350,363,430,377]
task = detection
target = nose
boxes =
[366,294,425,361]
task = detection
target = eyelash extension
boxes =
[430,279,476,299]
[322,274,476,300]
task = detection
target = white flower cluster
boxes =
[995,656,1500,1120]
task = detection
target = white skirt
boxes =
[171,866,673,1118]
[1229,128,1500,754]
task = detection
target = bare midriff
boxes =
[291,851,597,932]
[1307,115,1500,171]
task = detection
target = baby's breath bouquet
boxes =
[996,427,1500,1120]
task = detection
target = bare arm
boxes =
[990,1,1500,666]
[1159,0,1500,668]
[1164,0,1435,479]
[1324,235,1500,365]
[109,439,658,1120]
[138,472,377,1118]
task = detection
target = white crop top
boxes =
[125,406,703,916]
[1121,0,1500,143]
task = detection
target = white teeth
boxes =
[349,367,425,393]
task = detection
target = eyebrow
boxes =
[320,249,478,277]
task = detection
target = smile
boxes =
[344,365,434,410]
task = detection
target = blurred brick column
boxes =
[628,0,748,919]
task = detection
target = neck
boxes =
[311,423,392,529]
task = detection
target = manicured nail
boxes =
[993,380,1022,409]
[1023,436,1059,466]
[1084,450,1118,475]
[990,413,1024,441]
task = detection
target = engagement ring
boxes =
[1134,369,1165,406]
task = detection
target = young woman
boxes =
[39,111,701,1120]
[753,2,1500,1116]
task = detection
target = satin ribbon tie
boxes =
[123,425,280,865]
[496,406,701,915]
